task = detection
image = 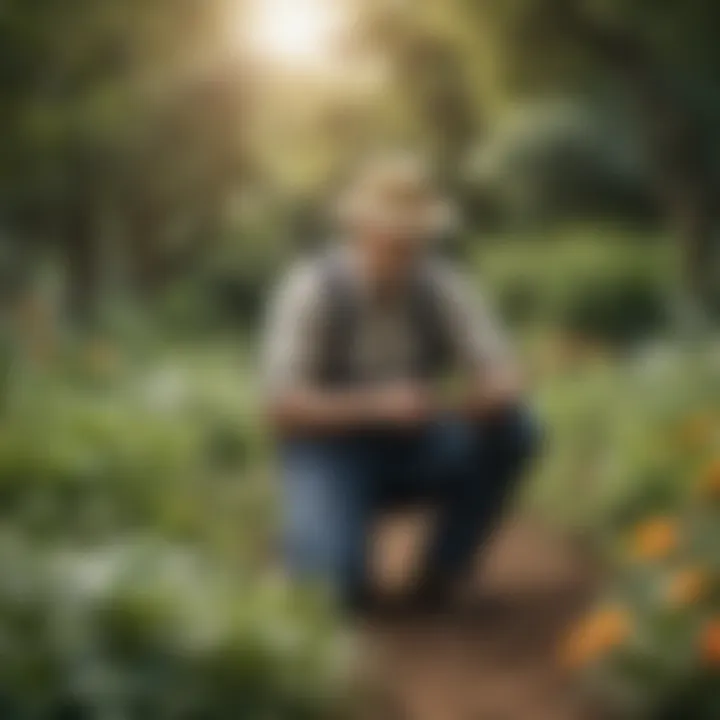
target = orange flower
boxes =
[630,517,679,561]
[666,567,708,608]
[700,618,720,667]
[697,459,720,500]
[560,606,631,669]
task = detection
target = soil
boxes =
[359,515,603,720]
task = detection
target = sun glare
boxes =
[246,0,343,67]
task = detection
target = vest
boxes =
[315,252,453,387]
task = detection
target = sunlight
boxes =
[246,0,344,68]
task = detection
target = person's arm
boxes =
[267,384,432,436]
[434,265,524,417]
[261,264,431,436]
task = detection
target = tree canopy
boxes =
[1,0,719,319]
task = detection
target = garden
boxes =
[2,0,720,716]
[0,233,716,717]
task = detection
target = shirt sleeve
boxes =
[432,263,513,375]
[260,262,325,396]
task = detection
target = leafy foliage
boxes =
[476,230,673,343]
[0,333,349,718]
[538,344,720,717]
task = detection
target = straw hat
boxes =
[336,152,457,240]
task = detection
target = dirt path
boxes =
[361,515,600,720]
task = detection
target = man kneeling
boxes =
[262,153,539,614]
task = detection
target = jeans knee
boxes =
[280,438,370,592]
[423,419,477,474]
[284,521,342,581]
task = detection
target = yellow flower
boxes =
[666,567,708,608]
[630,517,679,561]
[560,606,631,670]
[700,618,720,667]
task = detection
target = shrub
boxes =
[0,339,268,542]
[0,339,351,718]
[0,537,349,719]
[530,342,720,534]
[561,501,720,719]
[548,346,720,718]
[473,230,672,343]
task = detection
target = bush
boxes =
[537,345,720,718]
[0,536,349,719]
[0,337,352,718]
[530,342,720,533]
[0,371,199,539]
[468,99,656,224]
[473,230,672,344]
[560,468,720,718]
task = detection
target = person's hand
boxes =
[481,380,520,414]
[463,368,523,418]
[368,383,435,427]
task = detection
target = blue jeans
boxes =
[279,406,539,607]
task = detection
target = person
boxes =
[261,153,539,614]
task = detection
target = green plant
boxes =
[474,230,673,343]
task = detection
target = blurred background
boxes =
[0,0,719,717]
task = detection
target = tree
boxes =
[0,0,253,324]
[459,0,720,311]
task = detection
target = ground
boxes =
[360,515,602,720]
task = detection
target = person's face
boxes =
[357,224,423,288]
